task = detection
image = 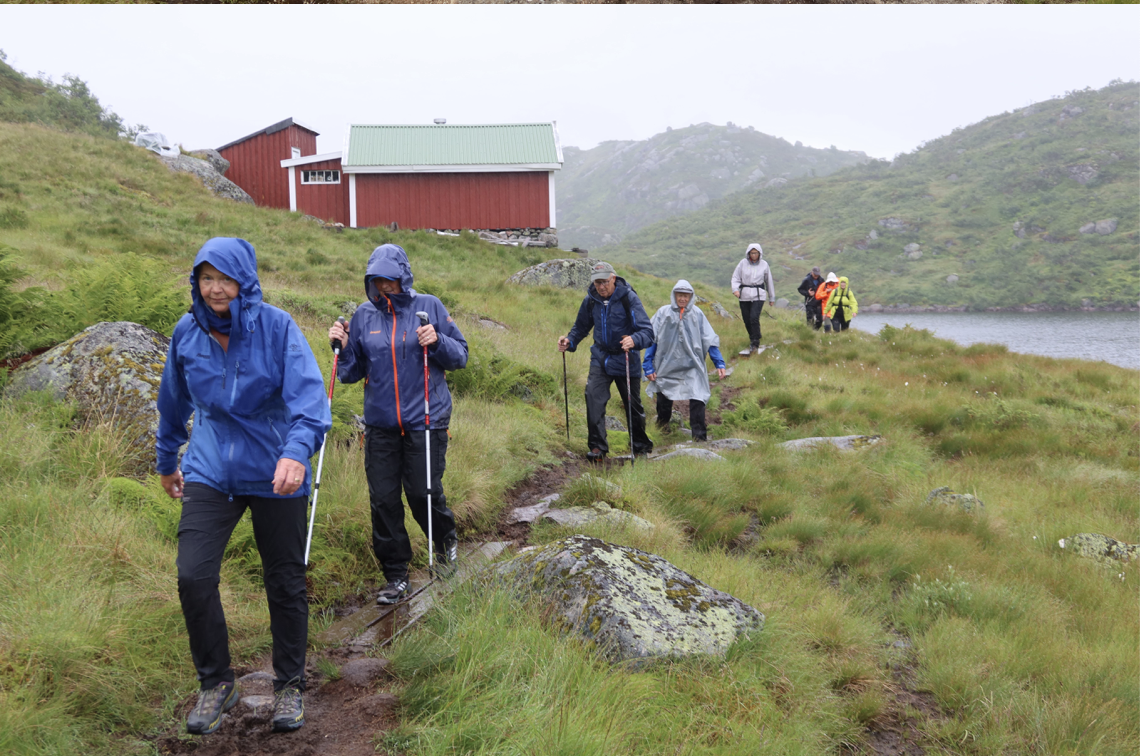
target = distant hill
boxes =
[604,81,1140,311]
[555,122,868,251]
[0,53,129,139]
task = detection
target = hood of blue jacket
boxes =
[365,244,416,306]
[189,237,263,332]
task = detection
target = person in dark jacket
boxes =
[558,261,655,461]
[797,266,825,330]
[156,237,332,736]
[328,244,468,605]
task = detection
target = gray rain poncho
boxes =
[644,280,723,404]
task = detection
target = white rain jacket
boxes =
[643,280,726,404]
[730,243,775,303]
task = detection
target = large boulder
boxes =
[494,535,764,663]
[160,153,253,204]
[507,258,603,289]
[187,148,230,176]
[5,322,170,473]
[540,502,654,533]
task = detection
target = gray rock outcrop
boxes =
[925,486,984,513]
[161,153,253,204]
[5,321,170,473]
[507,258,603,289]
[540,501,654,533]
[493,535,764,663]
[652,448,725,463]
[187,148,230,176]
[1095,218,1118,235]
[779,435,882,452]
[1059,533,1138,565]
[711,302,734,320]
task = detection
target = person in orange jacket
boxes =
[814,272,839,332]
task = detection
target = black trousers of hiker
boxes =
[585,361,654,456]
[364,425,457,582]
[805,299,823,330]
[739,299,765,347]
[655,393,707,442]
[831,313,851,332]
[176,483,308,693]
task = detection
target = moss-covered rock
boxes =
[5,321,170,474]
[540,501,654,533]
[1059,533,1139,565]
[507,258,602,289]
[925,486,985,513]
[779,434,882,452]
[494,535,763,663]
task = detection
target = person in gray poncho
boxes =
[643,280,727,442]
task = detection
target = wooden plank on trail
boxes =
[314,541,512,649]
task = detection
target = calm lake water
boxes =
[847,311,1140,370]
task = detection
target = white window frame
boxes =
[301,169,341,185]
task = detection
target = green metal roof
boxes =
[344,123,560,167]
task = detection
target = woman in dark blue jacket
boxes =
[156,237,331,736]
[328,244,468,605]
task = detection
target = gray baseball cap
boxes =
[590,261,616,282]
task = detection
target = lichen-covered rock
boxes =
[707,438,753,452]
[493,535,763,663]
[540,502,653,533]
[925,486,985,513]
[652,447,725,463]
[160,153,253,204]
[507,258,603,289]
[779,435,882,452]
[711,302,734,320]
[187,148,230,176]
[5,321,170,473]
[1059,533,1138,564]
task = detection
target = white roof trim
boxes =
[342,163,562,174]
[292,118,321,135]
[280,151,342,168]
[552,121,564,164]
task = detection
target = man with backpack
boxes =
[797,266,825,330]
[558,262,655,462]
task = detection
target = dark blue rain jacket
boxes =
[564,276,654,378]
[155,237,332,497]
[336,244,468,431]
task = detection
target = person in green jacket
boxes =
[824,276,858,332]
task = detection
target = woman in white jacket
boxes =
[730,243,775,353]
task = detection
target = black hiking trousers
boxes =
[176,483,308,693]
[364,425,457,583]
[655,393,707,442]
[805,298,823,330]
[585,361,654,456]
[739,300,764,347]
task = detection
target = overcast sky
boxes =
[2,6,1137,160]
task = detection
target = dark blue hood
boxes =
[189,237,263,334]
[365,244,416,306]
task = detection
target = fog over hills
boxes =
[556,122,868,251]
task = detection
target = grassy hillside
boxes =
[605,81,1140,311]
[557,122,868,251]
[0,99,1137,755]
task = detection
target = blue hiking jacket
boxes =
[564,276,654,378]
[155,237,332,497]
[336,244,468,431]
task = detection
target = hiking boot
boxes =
[376,577,409,605]
[433,536,459,579]
[586,448,606,462]
[186,681,239,735]
[272,685,305,732]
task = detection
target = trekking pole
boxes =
[624,344,635,468]
[562,351,570,442]
[416,311,434,572]
[305,316,345,565]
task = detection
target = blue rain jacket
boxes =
[336,244,468,431]
[155,237,332,497]
[564,276,654,378]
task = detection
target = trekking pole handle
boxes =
[416,311,430,328]
[330,316,346,352]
